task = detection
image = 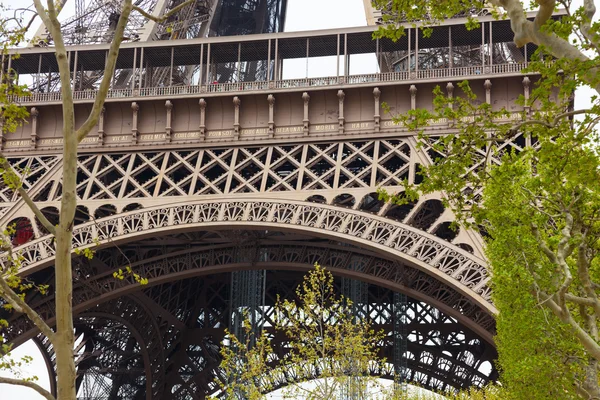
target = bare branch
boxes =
[531,223,559,265]
[555,212,575,309]
[0,275,55,342]
[544,289,600,362]
[581,0,600,52]
[0,376,55,400]
[565,293,597,307]
[534,0,556,31]
[488,0,600,94]
[509,109,598,134]
[576,239,600,317]
[0,156,55,235]
[76,0,135,143]
[132,0,195,22]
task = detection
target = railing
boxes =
[12,63,528,104]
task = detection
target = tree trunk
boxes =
[54,228,76,400]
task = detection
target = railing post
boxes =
[481,22,485,70]
[337,89,345,134]
[489,21,493,69]
[343,33,348,81]
[267,94,275,137]
[336,34,340,78]
[409,85,417,118]
[131,47,137,91]
[274,38,279,83]
[72,50,78,92]
[199,43,204,87]
[30,107,39,149]
[408,28,412,77]
[302,92,310,136]
[98,106,105,145]
[138,47,144,92]
[267,39,272,82]
[373,87,381,132]
[522,76,531,116]
[169,46,174,87]
[131,102,139,144]
[446,82,454,110]
[415,27,419,76]
[206,43,211,85]
[484,79,492,104]
[199,98,207,140]
[237,42,242,83]
[233,96,241,140]
[448,26,453,69]
[306,37,310,79]
[165,100,173,143]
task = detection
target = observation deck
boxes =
[2,11,559,154]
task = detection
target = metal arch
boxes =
[76,295,167,399]
[4,247,496,397]
[5,199,494,312]
[74,311,154,400]
[139,273,496,396]
[6,239,494,347]
[31,335,58,397]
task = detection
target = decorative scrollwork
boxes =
[5,199,492,309]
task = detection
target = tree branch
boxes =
[0,275,55,342]
[534,0,556,31]
[488,0,600,94]
[0,157,56,235]
[76,0,135,143]
[0,376,55,400]
[540,290,600,362]
[581,0,600,52]
[565,293,598,307]
[507,109,597,135]
[132,0,195,23]
[577,239,600,317]
[555,212,575,309]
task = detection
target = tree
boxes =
[375,0,600,398]
[372,0,600,95]
[0,2,192,399]
[215,264,385,400]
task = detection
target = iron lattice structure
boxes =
[31,0,287,92]
[0,9,557,399]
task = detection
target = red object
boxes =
[12,218,33,245]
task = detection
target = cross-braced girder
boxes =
[3,229,496,399]
[68,270,496,399]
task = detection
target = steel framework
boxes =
[0,10,552,399]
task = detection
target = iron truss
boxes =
[6,233,497,398]
[0,120,510,399]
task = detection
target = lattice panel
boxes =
[28,139,413,203]
[2,156,60,202]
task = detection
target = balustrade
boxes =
[11,63,527,105]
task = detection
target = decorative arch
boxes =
[5,199,493,315]
[8,242,494,348]
[6,244,496,398]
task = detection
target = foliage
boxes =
[375,0,600,398]
[215,264,385,400]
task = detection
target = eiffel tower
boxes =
[0,0,553,398]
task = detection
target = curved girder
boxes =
[6,238,494,347]
[4,199,493,313]
[141,273,496,397]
